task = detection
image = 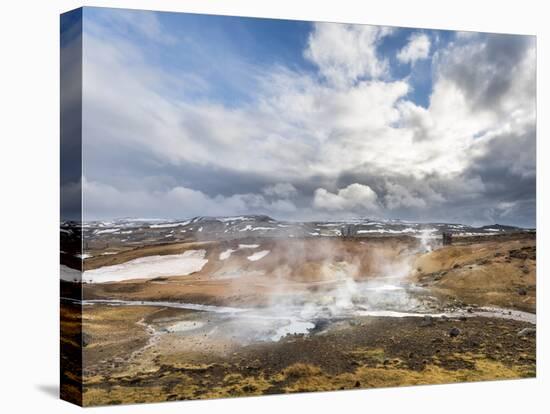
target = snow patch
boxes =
[94,228,120,235]
[219,249,236,260]
[239,244,259,249]
[82,250,208,283]
[247,250,270,261]
[149,220,191,228]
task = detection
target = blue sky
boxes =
[62,7,536,226]
[83,8,453,108]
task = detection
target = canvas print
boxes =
[60,7,536,407]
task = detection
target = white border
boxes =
[0,0,547,413]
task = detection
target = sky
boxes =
[63,7,536,226]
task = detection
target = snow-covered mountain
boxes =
[61,215,530,247]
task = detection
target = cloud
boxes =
[262,183,298,198]
[88,8,176,44]
[397,100,434,142]
[397,33,431,64]
[82,178,297,220]
[384,182,427,209]
[313,183,379,211]
[305,23,393,87]
[80,11,536,226]
[432,33,535,114]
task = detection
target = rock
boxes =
[420,315,434,327]
[468,339,480,347]
[449,327,461,337]
[82,333,90,347]
[453,264,460,269]
[517,328,536,338]
[509,249,529,260]
[354,381,361,388]
[518,287,527,296]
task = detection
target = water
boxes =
[77,298,249,314]
[63,293,535,345]
[356,307,535,324]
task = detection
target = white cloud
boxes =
[305,23,393,87]
[397,100,434,142]
[80,15,535,225]
[397,33,431,64]
[313,183,379,211]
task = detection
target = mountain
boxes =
[61,216,530,249]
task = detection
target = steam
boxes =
[418,228,438,252]
[221,237,427,342]
[88,237,435,346]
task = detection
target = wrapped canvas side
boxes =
[60,7,83,407]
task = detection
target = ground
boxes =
[60,232,536,406]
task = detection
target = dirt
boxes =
[413,234,535,312]
[60,232,536,406]
[77,306,535,406]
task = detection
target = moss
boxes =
[82,351,534,406]
[279,356,534,393]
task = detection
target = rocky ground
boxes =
[60,232,536,406]
[73,306,535,406]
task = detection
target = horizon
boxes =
[66,214,535,229]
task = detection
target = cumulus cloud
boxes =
[305,23,393,87]
[397,32,431,64]
[313,184,379,211]
[397,100,434,142]
[431,33,535,115]
[79,10,536,226]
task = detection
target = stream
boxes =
[62,295,535,344]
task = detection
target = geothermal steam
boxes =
[223,237,429,342]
